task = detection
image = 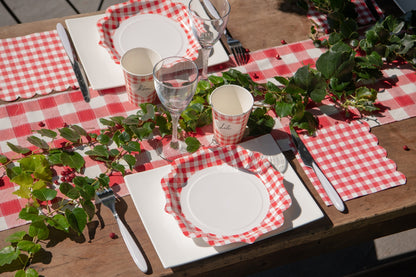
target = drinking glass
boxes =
[153,56,199,160]
[188,0,230,80]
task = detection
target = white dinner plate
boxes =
[124,134,325,268]
[65,1,229,90]
[113,13,188,58]
[181,164,270,236]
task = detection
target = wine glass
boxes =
[153,56,199,160]
[188,0,230,80]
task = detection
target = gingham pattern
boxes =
[123,71,157,105]
[160,145,291,246]
[293,121,406,206]
[1,37,415,231]
[212,106,251,145]
[0,30,78,101]
[97,0,200,64]
[307,0,384,32]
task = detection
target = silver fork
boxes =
[225,30,249,66]
[97,188,148,273]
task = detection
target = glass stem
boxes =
[170,112,180,149]
[200,47,212,80]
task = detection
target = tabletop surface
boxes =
[0,0,415,276]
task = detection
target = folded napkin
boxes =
[294,121,406,206]
[0,30,78,101]
[307,0,384,32]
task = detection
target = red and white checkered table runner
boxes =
[307,0,384,33]
[0,30,78,101]
[1,35,415,230]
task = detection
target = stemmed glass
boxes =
[153,56,199,160]
[188,0,230,80]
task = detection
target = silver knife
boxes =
[290,128,346,212]
[56,23,90,102]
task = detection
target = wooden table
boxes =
[1,1,415,276]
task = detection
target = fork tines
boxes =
[225,30,249,66]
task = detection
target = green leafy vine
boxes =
[2,2,416,275]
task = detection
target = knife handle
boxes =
[312,161,345,212]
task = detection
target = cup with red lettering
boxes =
[121,47,161,105]
[210,84,254,145]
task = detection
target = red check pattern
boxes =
[1,33,415,231]
[293,121,406,206]
[0,30,78,101]
[160,145,291,246]
[97,0,200,64]
[307,0,384,32]
[212,107,251,145]
[123,71,157,105]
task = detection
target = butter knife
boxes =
[290,128,346,212]
[56,23,90,102]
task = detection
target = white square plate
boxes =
[65,1,229,91]
[124,134,324,268]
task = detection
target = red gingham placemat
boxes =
[293,121,406,206]
[97,0,200,64]
[0,30,78,101]
[307,0,384,32]
[160,145,291,246]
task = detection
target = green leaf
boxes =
[111,162,125,175]
[122,141,141,153]
[11,172,33,189]
[19,206,43,222]
[27,136,49,150]
[0,246,20,266]
[97,134,111,145]
[185,137,201,153]
[66,208,87,234]
[16,268,39,277]
[29,220,49,240]
[275,101,294,118]
[59,127,81,143]
[35,128,57,138]
[81,199,95,221]
[99,118,115,127]
[316,51,343,79]
[7,142,30,154]
[71,125,87,137]
[123,154,136,170]
[61,151,85,172]
[85,145,109,159]
[59,182,80,199]
[0,154,7,164]
[17,240,41,254]
[5,231,26,243]
[47,214,70,232]
[273,76,289,86]
[78,184,96,201]
[32,188,57,201]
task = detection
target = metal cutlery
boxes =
[96,188,148,273]
[202,0,249,65]
[225,30,249,66]
[56,23,90,102]
[290,128,346,212]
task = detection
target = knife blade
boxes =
[56,23,90,102]
[290,128,346,212]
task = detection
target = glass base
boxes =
[156,138,189,162]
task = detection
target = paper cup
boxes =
[210,85,254,145]
[121,47,161,105]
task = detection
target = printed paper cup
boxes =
[121,47,161,105]
[210,85,254,145]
